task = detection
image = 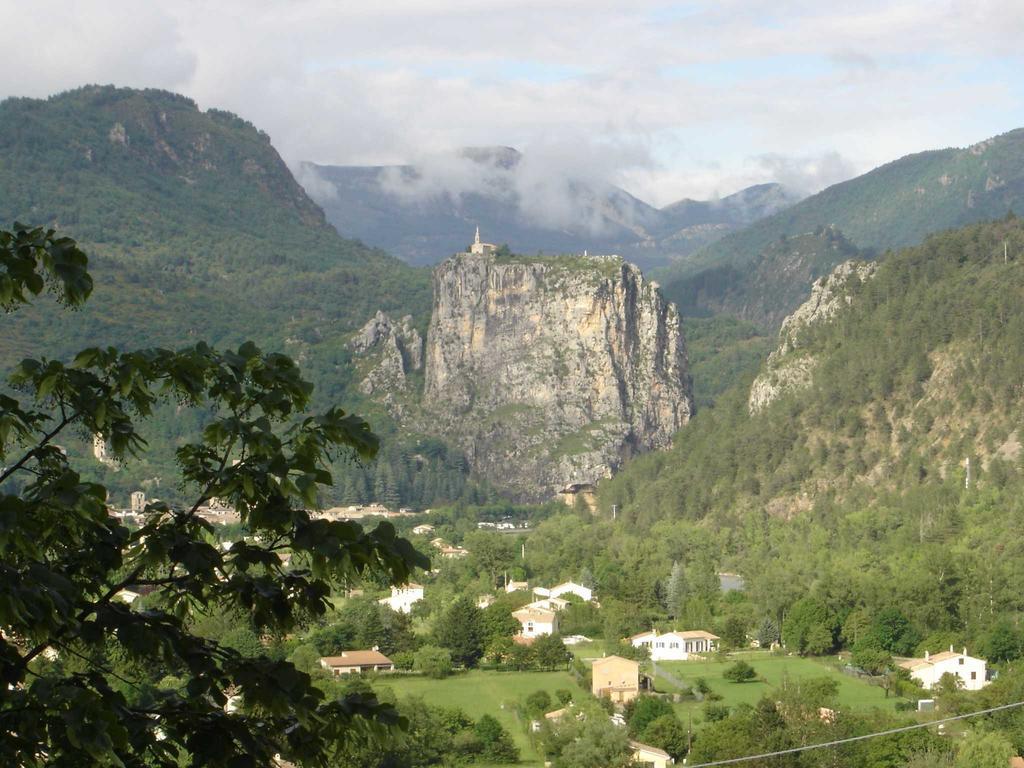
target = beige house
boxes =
[505,580,529,593]
[592,655,640,703]
[319,650,395,675]
[630,740,673,768]
[513,606,559,638]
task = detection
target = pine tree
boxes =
[756,617,781,648]
[579,566,595,589]
[434,597,485,667]
[666,561,687,618]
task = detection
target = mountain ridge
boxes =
[660,126,1024,326]
[304,150,799,269]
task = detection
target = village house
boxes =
[897,647,989,691]
[319,650,395,676]
[378,583,424,614]
[476,594,496,609]
[562,634,592,645]
[592,655,640,704]
[130,490,146,513]
[412,523,435,536]
[526,596,570,612]
[629,629,720,661]
[549,581,593,602]
[439,544,468,559]
[630,740,674,768]
[512,606,559,638]
[505,580,529,593]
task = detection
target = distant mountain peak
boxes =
[305,151,800,268]
[457,145,521,169]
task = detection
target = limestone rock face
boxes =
[422,252,693,498]
[350,311,423,399]
[749,260,877,414]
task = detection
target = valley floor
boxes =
[375,669,587,766]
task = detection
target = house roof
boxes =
[629,630,657,641]
[592,654,638,669]
[553,581,588,592]
[545,707,569,720]
[898,650,977,671]
[672,630,720,640]
[321,650,393,667]
[513,607,556,622]
[630,741,671,760]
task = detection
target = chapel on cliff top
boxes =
[469,226,497,255]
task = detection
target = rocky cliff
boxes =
[749,260,877,413]
[418,252,693,498]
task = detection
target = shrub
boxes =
[525,690,553,718]
[723,661,757,683]
[414,645,453,679]
[703,702,731,722]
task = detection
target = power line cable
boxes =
[685,699,1024,767]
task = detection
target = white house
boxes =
[477,594,496,609]
[898,647,989,691]
[505,580,529,593]
[513,606,559,638]
[378,583,424,614]
[412,524,435,535]
[549,581,593,602]
[629,629,720,661]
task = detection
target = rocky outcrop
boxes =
[749,260,877,413]
[421,252,692,498]
[350,311,423,403]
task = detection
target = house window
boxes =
[958,658,964,665]
[656,642,664,648]
[971,671,977,680]
[670,643,679,649]
[527,623,534,632]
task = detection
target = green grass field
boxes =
[375,670,586,766]
[653,653,902,727]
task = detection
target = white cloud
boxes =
[0,0,1022,207]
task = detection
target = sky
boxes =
[2,0,1023,206]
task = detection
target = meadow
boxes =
[653,652,903,726]
[375,669,587,766]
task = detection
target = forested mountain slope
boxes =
[0,86,437,503]
[606,215,1024,525]
[0,86,431,360]
[598,216,1024,636]
[662,127,1024,326]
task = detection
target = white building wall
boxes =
[378,585,424,614]
[912,654,988,691]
